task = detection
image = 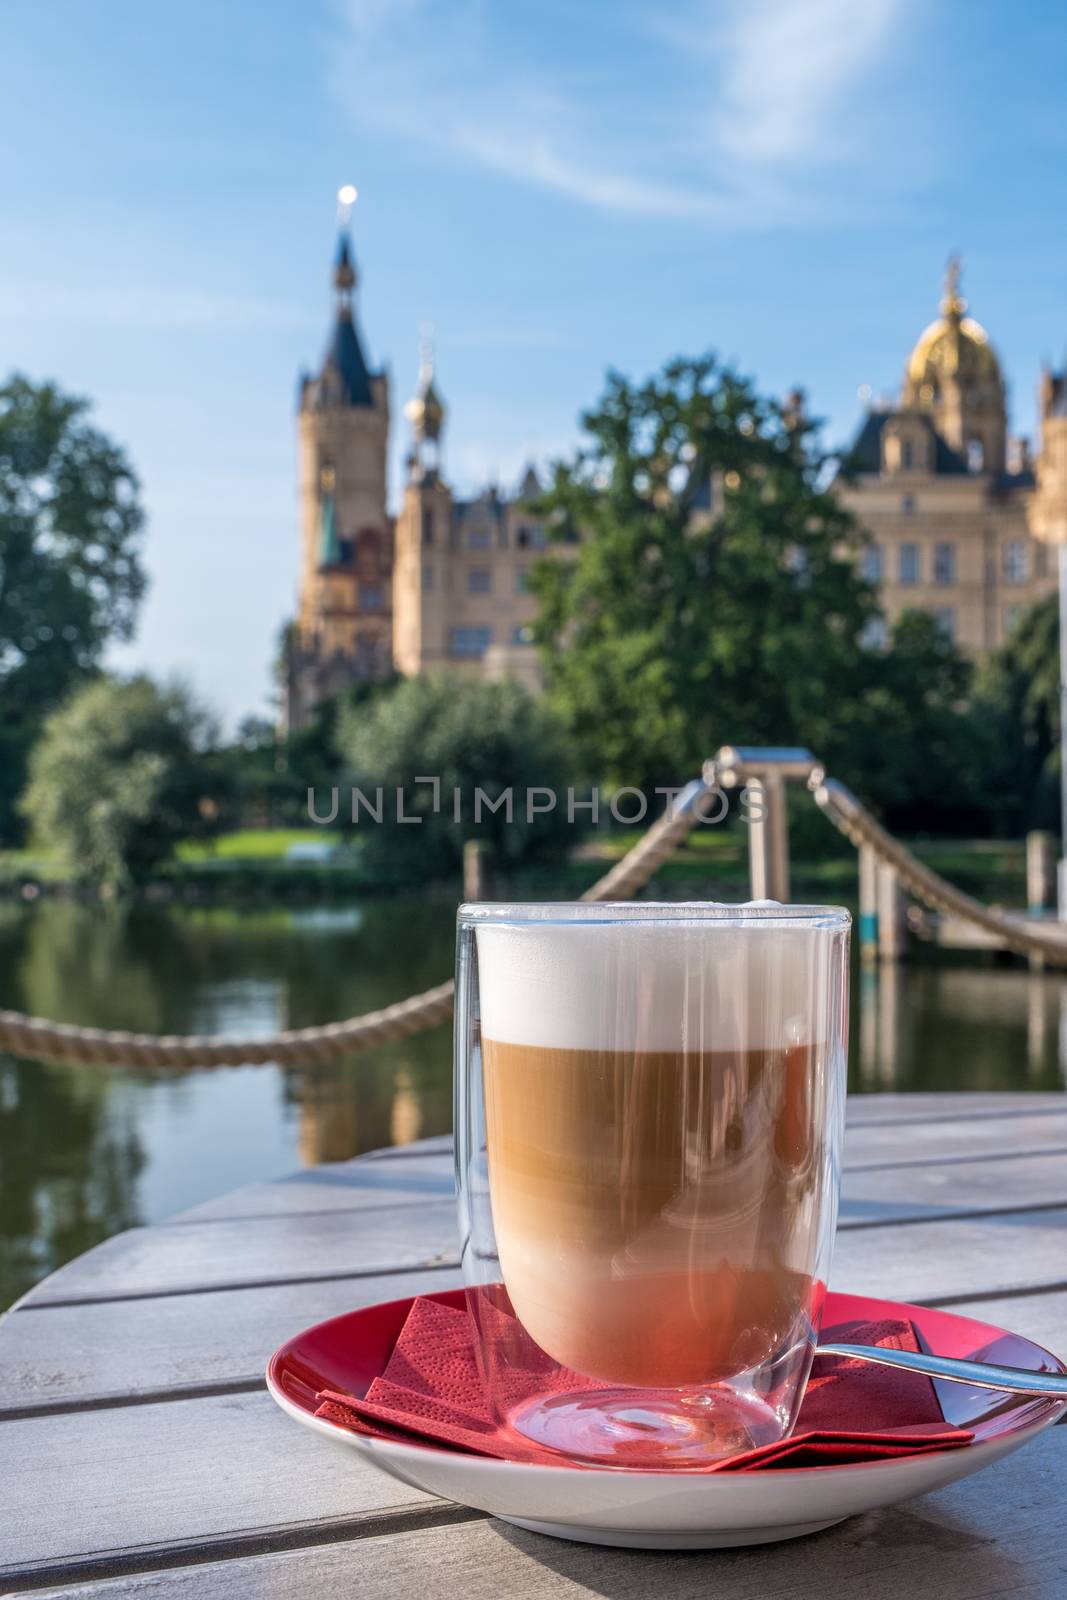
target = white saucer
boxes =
[267,1288,1067,1549]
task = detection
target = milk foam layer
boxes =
[476,916,841,1053]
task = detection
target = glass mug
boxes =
[455,901,851,1469]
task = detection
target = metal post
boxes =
[1058,544,1067,920]
[859,842,879,964]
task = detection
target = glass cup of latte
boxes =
[455,901,851,1469]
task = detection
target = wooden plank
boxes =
[4,1210,1064,1417]
[0,1266,464,1417]
[0,1389,444,1585]
[21,1427,1067,1599]
[839,1149,1067,1226]
[844,1112,1067,1170]
[832,1206,1067,1304]
[844,1092,1067,1127]
[924,1289,1067,1359]
[170,1152,454,1224]
[18,1201,459,1305]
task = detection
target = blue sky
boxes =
[2,0,1066,724]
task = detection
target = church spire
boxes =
[333,184,358,316]
[940,254,966,322]
[310,187,374,409]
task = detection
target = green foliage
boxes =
[833,609,988,833]
[529,355,989,830]
[530,356,879,793]
[216,660,401,830]
[0,376,146,841]
[335,675,575,880]
[21,675,222,884]
[973,594,1061,835]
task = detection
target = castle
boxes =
[285,229,546,730]
[839,257,1067,652]
[285,233,1067,728]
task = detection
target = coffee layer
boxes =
[483,1038,834,1388]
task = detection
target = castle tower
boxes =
[288,211,393,726]
[394,338,455,675]
[902,257,1007,474]
[1033,363,1067,547]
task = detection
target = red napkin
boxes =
[315,1296,973,1471]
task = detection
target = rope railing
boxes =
[6,766,1067,1070]
[0,777,719,1070]
[813,777,1067,968]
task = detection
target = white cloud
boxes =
[330,0,914,223]
[708,0,903,164]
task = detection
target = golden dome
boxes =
[905,257,1002,390]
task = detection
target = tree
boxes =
[973,595,1061,836]
[0,376,146,840]
[836,610,988,834]
[529,355,990,827]
[21,675,221,884]
[530,357,880,794]
[335,675,574,881]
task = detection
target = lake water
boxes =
[1,897,1064,1310]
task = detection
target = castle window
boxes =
[933,607,956,640]
[901,495,916,514]
[361,586,384,611]
[467,525,491,549]
[1003,540,1028,584]
[899,543,920,585]
[421,507,434,547]
[512,625,534,646]
[517,524,547,550]
[450,625,492,658]
[860,544,883,583]
[901,439,914,469]
[934,542,956,585]
[422,563,434,592]
[337,536,354,565]
[967,439,985,474]
[468,568,492,595]
[516,568,531,593]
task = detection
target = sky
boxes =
[2,0,1066,726]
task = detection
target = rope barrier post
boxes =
[859,841,879,965]
[876,861,904,962]
[1027,831,1055,915]
[746,777,769,900]
[763,771,790,903]
[463,839,492,902]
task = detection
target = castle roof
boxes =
[845,410,969,476]
[322,313,375,408]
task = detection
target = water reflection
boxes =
[851,959,1067,1092]
[0,899,1064,1310]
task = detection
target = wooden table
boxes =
[2,1091,1066,1597]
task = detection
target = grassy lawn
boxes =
[0,825,1036,909]
[176,829,345,862]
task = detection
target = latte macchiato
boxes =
[477,918,837,1390]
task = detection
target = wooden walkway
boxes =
[2,1091,1066,1597]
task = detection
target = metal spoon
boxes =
[817,1343,1067,1397]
